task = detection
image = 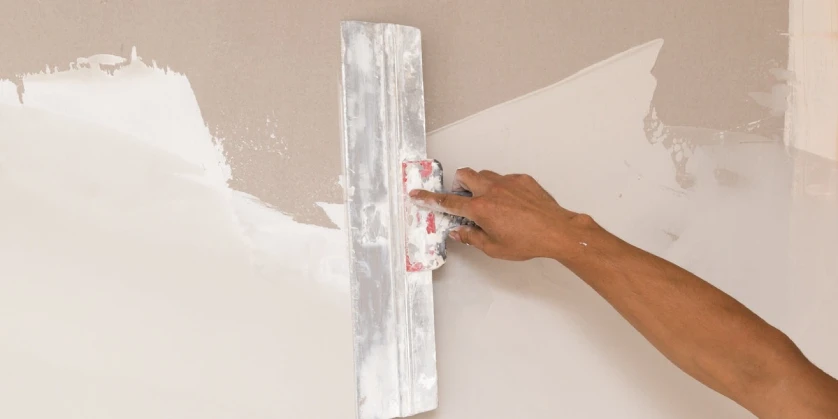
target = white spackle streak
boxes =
[748,83,790,117]
[0,49,355,418]
[3,50,351,290]
[337,174,355,198]
[317,201,348,230]
[77,53,127,67]
[0,79,20,105]
[20,53,231,188]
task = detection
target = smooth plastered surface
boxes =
[0,55,354,418]
[423,38,837,419]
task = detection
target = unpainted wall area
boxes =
[1,0,787,224]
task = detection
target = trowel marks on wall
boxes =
[0,50,354,418]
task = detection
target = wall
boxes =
[425,38,838,418]
[1,1,835,418]
[0,0,788,225]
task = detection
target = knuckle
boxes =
[487,183,505,195]
[570,213,596,228]
[455,167,477,178]
[503,174,535,188]
[505,174,523,183]
[461,200,479,216]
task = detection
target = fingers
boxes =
[451,167,493,196]
[409,189,472,217]
[449,226,492,251]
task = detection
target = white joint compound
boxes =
[0,48,355,418]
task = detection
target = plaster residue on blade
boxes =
[340,21,438,418]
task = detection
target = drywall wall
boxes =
[2,0,835,418]
[4,37,835,418]
[0,0,788,224]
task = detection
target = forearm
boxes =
[554,215,833,417]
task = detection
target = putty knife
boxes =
[339,21,466,419]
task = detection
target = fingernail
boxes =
[449,231,460,242]
[408,189,420,198]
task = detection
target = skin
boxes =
[410,168,838,419]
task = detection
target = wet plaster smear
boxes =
[2,40,837,419]
[0,51,354,418]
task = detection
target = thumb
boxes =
[450,226,491,250]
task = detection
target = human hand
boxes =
[409,168,595,261]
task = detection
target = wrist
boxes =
[547,213,609,265]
